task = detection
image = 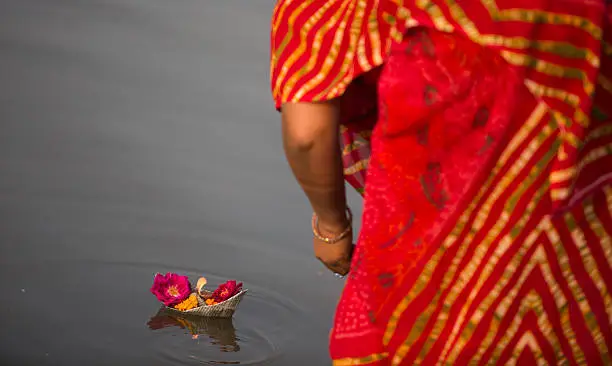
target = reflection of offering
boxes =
[147,309,240,352]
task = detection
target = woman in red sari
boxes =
[271,1,612,364]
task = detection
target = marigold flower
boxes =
[174,293,199,311]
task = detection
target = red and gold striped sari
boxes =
[270,1,612,364]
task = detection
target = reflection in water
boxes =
[148,309,239,352]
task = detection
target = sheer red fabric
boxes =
[270,1,612,364]
[331,27,612,365]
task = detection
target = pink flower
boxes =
[150,272,192,306]
[212,280,243,303]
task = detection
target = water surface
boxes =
[0,1,363,364]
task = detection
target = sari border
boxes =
[332,352,389,365]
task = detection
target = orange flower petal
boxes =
[196,277,207,294]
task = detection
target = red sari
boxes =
[271,1,612,364]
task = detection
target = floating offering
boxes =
[150,273,246,318]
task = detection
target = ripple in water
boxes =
[147,271,301,365]
[149,311,277,365]
[1,259,307,365]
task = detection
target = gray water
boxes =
[0,1,363,364]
